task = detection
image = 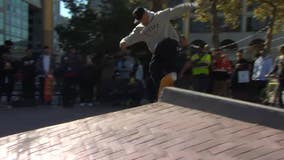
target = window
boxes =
[0,34,3,44]
[246,17,266,32]
[190,18,211,33]
[0,12,3,29]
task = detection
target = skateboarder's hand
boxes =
[120,42,127,51]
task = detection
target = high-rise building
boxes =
[0,0,60,55]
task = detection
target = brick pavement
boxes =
[0,102,284,160]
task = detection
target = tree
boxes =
[56,0,145,56]
[194,0,242,49]
[148,0,163,11]
[247,0,284,52]
[56,0,98,54]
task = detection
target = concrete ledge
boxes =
[159,87,284,130]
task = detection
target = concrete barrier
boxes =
[159,87,284,130]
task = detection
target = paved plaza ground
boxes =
[0,103,126,138]
[0,102,283,159]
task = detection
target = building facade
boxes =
[0,0,60,56]
[167,0,283,60]
[178,0,284,60]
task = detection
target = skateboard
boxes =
[157,72,177,98]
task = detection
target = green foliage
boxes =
[194,0,242,29]
[194,0,212,23]
[218,0,242,28]
[56,0,146,56]
[247,0,284,34]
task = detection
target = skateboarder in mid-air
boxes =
[119,2,196,100]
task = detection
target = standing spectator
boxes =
[126,59,145,106]
[119,3,196,100]
[0,52,16,105]
[177,36,193,89]
[91,54,104,103]
[231,50,251,101]
[36,46,55,104]
[60,47,81,107]
[177,36,191,72]
[79,55,96,107]
[0,40,13,56]
[21,47,37,104]
[251,49,273,102]
[191,44,212,93]
[212,50,232,97]
[268,45,284,108]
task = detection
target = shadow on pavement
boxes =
[0,103,129,138]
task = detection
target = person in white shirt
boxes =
[251,49,273,102]
[37,46,55,104]
[119,3,196,100]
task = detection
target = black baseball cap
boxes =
[132,7,145,24]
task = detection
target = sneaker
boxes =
[79,103,86,107]
[87,103,93,107]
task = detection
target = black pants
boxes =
[149,38,179,99]
[22,76,35,100]
[192,75,210,93]
[38,76,45,103]
[80,81,94,103]
[62,76,78,107]
[252,80,268,103]
[0,76,15,103]
[276,79,284,107]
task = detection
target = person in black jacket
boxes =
[79,55,97,106]
[21,47,37,104]
[60,47,81,107]
[0,52,16,105]
[231,50,251,101]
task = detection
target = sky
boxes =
[60,1,71,18]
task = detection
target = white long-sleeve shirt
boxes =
[252,55,273,81]
[120,3,194,53]
[43,55,50,74]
